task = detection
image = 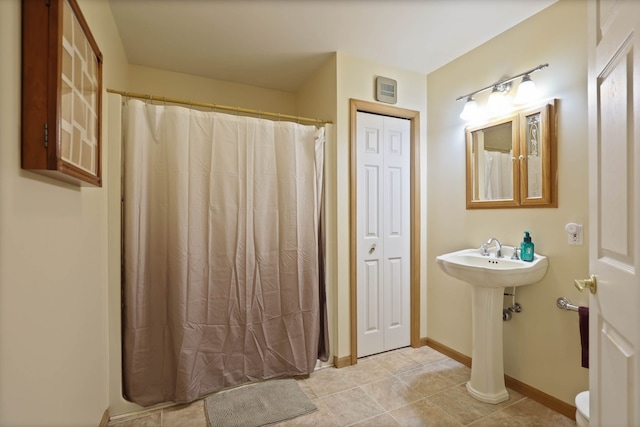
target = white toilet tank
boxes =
[575,391,589,427]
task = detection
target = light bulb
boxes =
[514,74,537,104]
[487,86,509,115]
[459,97,479,121]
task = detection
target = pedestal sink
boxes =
[436,248,548,404]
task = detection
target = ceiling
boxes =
[108,0,557,93]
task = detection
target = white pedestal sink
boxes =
[436,248,548,404]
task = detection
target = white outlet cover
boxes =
[567,223,583,246]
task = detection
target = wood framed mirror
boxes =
[465,99,557,209]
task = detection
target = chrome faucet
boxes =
[484,237,503,258]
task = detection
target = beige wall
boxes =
[0,0,129,425]
[297,54,337,124]
[127,65,297,115]
[296,55,339,362]
[427,0,589,405]
[334,53,429,358]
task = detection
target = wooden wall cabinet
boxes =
[22,0,103,187]
[465,99,557,209]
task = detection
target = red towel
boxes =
[579,306,589,368]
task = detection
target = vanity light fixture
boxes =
[457,63,549,121]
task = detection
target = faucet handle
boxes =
[511,247,520,260]
[480,243,489,256]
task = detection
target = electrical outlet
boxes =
[565,223,583,245]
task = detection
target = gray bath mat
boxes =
[204,378,317,427]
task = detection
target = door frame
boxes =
[349,99,421,365]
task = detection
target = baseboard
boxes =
[503,375,576,420]
[99,408,110,427]
[333,354,352,368]
[425,338,472,367]
[425,338,576,420]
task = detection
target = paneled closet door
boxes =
[356,111,411,358]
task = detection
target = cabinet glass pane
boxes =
[60,0,99,175]
[525,113,542,198]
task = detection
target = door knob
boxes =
[369,244,376,254]
[575,274,597,294]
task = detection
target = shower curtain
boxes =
[484,150,513,200]
[122,99,328,406]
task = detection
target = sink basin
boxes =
[436,248,548,288]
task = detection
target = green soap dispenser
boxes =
[520,231,535,262]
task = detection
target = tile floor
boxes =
[108,346,576,427]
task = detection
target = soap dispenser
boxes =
[520,231,535,262]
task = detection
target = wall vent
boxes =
[376,76,397,104]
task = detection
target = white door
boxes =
[356,111,411,357]
[588,1,640,425]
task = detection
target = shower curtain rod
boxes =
[107,89,332,125]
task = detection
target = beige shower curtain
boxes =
[122,99,327,406]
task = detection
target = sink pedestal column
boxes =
[466,286,509,404]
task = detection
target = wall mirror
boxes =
[465,99,557,209]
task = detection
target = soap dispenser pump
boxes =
[520,231,535,262]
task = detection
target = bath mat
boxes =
[204,378,317,427]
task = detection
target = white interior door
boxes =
[356,111,410,358]
[588,1,640,425]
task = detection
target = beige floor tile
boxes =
[162,400,206,427]
[373,352,422,375]
[295,378,318,400]
[276,399,341,427]
[108,411,162,427]
[427,385,524,426]
[390,398,463,427]
[320,387,385,426]
[361,376,423,412]
[467,409,527,427]
[427,359,471,386]
[401,346,449,366]
[501,398,577,427]
[426,387,492,425]
[396,365,457,398]
[343,358,394,385]
[506,389,526,405]
[305,366,358,397]
[352,412,402,426]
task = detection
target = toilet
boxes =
[575,391,590,427]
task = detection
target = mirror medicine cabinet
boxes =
[465,99,557,209]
